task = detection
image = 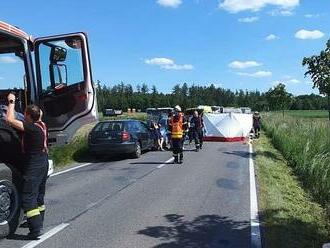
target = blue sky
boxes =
[1,0,330,95]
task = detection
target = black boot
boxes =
[179,153,183,164]
[174,155,179,164]
[39,210,45,230]
[27,214,42,240]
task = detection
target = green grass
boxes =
[254,133,330,247]
[261,113,330,208]
[49,135,89,168]
[283,110,329,119]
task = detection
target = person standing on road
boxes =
[6,93,49,239]
[190,110,204,151]
[253,111,261,138]
[168,105,186,164]
[151,121,164,151]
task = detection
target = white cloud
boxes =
[238,70,272,78]
[265,34,279,40]
[219,0,299,13]
[0,56,18,63]
[145,58,174,66]
[271,78,300,86]
[238,16,259,23]
[228,60,262,69]
[295,29,324,40]
[304,14,320,18]
[280,10,294,16]
[287,79,300,84]
[157,0,182,8]
[269,9,294,16]
[145,57,193,70]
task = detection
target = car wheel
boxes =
[0,172,22,238]
[132,142,142,158]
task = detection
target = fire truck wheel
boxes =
[0,168,23,238]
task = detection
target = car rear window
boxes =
[93,122,124,132]
[124,121,140,132]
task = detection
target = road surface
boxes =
[0,141,254,248]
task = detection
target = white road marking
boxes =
[249,143,262,248]
[21,223,69,248]
[157,158,174,168]
[50,163,92,177]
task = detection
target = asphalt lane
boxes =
[0,142,251,248]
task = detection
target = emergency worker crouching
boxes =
[168,105,187,164]
[6,93,49,240]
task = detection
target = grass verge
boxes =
[253,133,330,248]
[49,123,95,169]
[262,113,330,207]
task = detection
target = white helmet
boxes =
[174,105,181,112]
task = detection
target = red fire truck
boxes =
[0,21,98,237]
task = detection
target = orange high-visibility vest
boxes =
[170,114,184,139]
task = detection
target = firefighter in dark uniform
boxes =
[253,111,261,138]
[6,93,48,239]
[190,110,204,151]
[168,105,187,164]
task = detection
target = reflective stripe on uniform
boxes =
[38,205,46,212]
[171,132,183,136]
[26,208,40,218]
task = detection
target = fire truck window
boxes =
[0,53,25,89]
[39,38,84,93]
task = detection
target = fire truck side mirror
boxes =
[50,46,67,63]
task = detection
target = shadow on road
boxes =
[6,234,33,241]
[138,211,330,248]
[222,151,250,158]
[137,214,249,248]
[72,151,133,164]
[222,150,282,162]
[130,162,173,165]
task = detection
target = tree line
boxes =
[95,81,328,113]
[96,38,330,120]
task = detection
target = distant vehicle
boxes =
[223,107,242,113]
[197,105,212,113]
[88,120,154,158]
[103,109,123,117]
[241,107,251,114]
[146,107,173,123]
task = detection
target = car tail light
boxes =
[121,131,130,141]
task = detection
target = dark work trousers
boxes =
[193,129,204,148]
[253,125,261,138]
[22,152,49,233]
[172,138,183,163]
